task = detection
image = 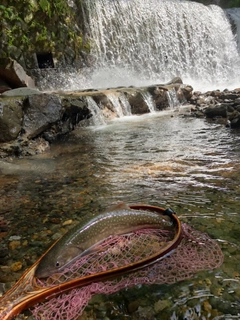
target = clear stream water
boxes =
[1,111,240,319]
[1,0,240,318]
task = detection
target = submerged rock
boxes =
[127,90,150,114]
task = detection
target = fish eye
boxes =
[56,261,60,268]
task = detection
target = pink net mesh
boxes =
[32,223,223,320]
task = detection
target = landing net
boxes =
[32,223,223,320]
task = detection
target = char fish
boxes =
[35,203,172,278]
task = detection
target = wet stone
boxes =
[128,300,141,313]
[8,235,21,241]
[8,240,21,250]
[154,299,171,313]
[203,300,212,313]
[51,232,63,241]
[10,261,22,272]
[50,217,61,224]
[62,219,73,226]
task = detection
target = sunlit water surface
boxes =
[1,111,240,319]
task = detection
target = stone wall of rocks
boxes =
[0,78,190,158]
[188,88,240,128]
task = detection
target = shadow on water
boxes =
[1,111,240,319]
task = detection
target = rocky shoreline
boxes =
[188,88,240,127]
[0,78,240,159]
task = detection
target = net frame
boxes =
[31,223,224,320]
[0,205,182,320]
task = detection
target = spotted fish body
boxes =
[35,204,172,278]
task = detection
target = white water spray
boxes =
[85,96,106,125]
[105,93,124,117]
[105,92,132,117]
[83,0,240,90]
[140,91,156,113]
[167,89,180,109]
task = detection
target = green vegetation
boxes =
[0,0,88,61]
[227,0,240,8]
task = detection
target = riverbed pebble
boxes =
[10,261,22,272]
[8,240,21,250]
[154,299,171,313]
[62,219,73,226]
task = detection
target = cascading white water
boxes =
[167,89,181,108]
[83,0,240,91]
[105,93,125,117]
[85,96,106,125]
[118,94,132,116]
[140,91,156,113]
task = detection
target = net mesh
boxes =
[32,223,223,320]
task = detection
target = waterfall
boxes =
[82,0,240,90]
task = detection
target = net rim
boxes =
[33,205,182,297]
[0,204,182,319]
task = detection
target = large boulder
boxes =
[148,86,169,110]
[127,90,150,114]
[0,58,35,91]
[60,97,92,133]
[22,94,63,139]
[204,104,229,118]
[0,100,23,142]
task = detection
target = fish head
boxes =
[35,245,82,279]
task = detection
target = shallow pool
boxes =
[1,111,240,319]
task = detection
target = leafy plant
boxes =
[228,0,240,7]
[1,0,88,60]
[39,0,51,17]
[0,5,15,19]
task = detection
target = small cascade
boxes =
[118,94,132,116]
[105,93,124,117]
[105,92,132,117]
[140,91,156,113]
[167,89,180,109]
[85,96,106,125]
